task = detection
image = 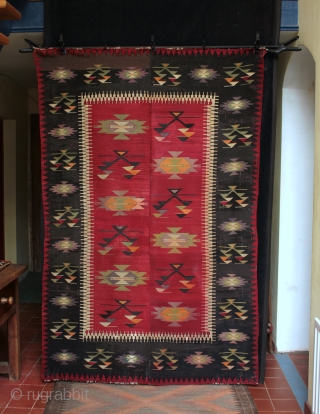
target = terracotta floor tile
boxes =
[264,377,290,389]
[21,349,41,357]
[26,344,42,350]
[254,399,275,411]
[29,366,42,376]
[272,399,302,412]
[267,387,296,400]
[274,410,302,414]
[264,359,281,368]
[19,384,45,395]
[0,394,10,408]
[22,375,44,386]
[248,387,270,399]
[7,395,34,408]
[1,409,31,413]
[42,383,54,391]
[0,384,23,394]
[21,365,36,376]
[265,367,286,378]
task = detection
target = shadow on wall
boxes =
[19,271,41,303]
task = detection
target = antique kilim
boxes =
[34,47,265,384]
[44,382,258,413]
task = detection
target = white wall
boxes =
[274,47,315,351]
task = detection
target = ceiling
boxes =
[0,32,43,89]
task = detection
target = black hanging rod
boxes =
[19,35,301,55]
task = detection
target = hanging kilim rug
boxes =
[34,47,265,385]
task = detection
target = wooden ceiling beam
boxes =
[0,1,21,20]
[0,32,9,45]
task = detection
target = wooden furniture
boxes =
[0,264,27,380]
[0,1,21,46]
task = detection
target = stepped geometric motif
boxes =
[99,300,144,329]
[95,114,148,140]
[155,263,195,294]
[50,263,78,284]
[84,349,114,370]
[49,150,77,171]
[153,302,198,327]
[52,206,80,227]
[49,93,77,114]
[97,150,141,180]
[153,111,195,142]
[153,151,199,179]
[219,243,249,264]
[219,186,249,209]
[83,64,111,84]
[153,189,193,218]
[98,191,146,216]
[218,299,248,320]
[223,63,255,87]
[152,349,178,371]
[152,227,199,253]
[220,348,250,371]
[50,319,78,340]
[97,265,147,291]
[97,225,140,256]
[222,124,253,148]
[153,63,182,86]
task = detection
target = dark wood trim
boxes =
[30,114,42,272]
[304,401,312,414]
[0,119,4,259]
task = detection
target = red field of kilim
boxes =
[34,47,265,384]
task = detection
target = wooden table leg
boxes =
[7,280,20,380]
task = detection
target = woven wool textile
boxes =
[34,47,265,384]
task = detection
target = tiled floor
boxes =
[0,303,309,413]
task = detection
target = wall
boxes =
[0,73,30,273]
[272,47,314,352]
[298,0,320,406]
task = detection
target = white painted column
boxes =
[275,47,315,351]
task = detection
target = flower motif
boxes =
[50,294,77,309]
[50,181,78,197]
[188,65,220,83]
[218,273,248,290]
[53,238,79,253]
[49,124,76,139]
[48,67,77,83]
[116,351,146,368]
[51,349,79,365]
[184,352,214,368]
[218,329,249,344]
[219,158,250,176]
[220,96,253,114]
[219,218,249,235]
[116,67,147,83]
